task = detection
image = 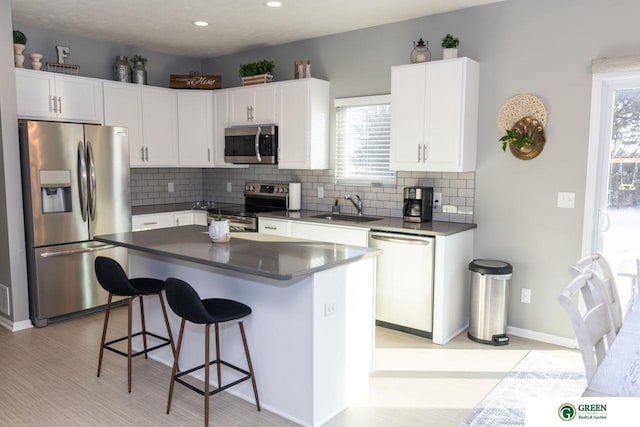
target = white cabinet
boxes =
[16,68,103,123]
[177,90,213,167]
[103,81,143,166]
[258,218,291,236]
[390,58,479,172]
[132,210,207,231]
[228,84,277,125]
[290,222,369,246]
[277,79,330,169]
[211,90,248,168]
[104,83,178,166]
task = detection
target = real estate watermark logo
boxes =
[558,403,576,421]
[558,402,608,421]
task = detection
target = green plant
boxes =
[500,128,538,151]
[441,34,459,49]
[13,30,27,45]
[239,59,275,77]
[131,55,147,64]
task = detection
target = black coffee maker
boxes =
[403,187,433,223]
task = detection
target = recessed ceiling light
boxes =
[265,1,283,7]
[193,21,209,27]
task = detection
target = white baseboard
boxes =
[0,317,33,332]
[507,325,578,349]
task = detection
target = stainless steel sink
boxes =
[310,213,382,222]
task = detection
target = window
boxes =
[335,95,395,185]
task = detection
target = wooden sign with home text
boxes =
[169,74,222,89]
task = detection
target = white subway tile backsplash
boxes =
[131,166,475,223]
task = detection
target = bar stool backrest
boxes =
[94,256,138,296]
[165,277,213,324]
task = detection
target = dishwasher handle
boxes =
[369,233,432,245]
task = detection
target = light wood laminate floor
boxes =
[0,308,569,426]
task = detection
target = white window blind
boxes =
[335,95,395,185]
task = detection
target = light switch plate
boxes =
[317,187,324,198]
[557,192,575,209]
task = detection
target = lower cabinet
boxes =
[258,218,291,236]
[132,211,207,231]
[258,217,368,247]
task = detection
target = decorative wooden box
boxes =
[241,74,273,86]
[169,74,221,89]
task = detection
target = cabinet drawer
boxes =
[132,213,174,231]
[258,218,291,236]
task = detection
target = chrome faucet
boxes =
[344,194,363,216]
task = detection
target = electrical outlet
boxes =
[324,302,337,316]
[433,192,442,208]
[167,182,174,193]
[226,182,232,192]
[557,192,575,209]
[521,288,531,304]
[317,187,324,198]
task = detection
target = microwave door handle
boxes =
[77,140,88,221]
[255,126,262,163]
[87,140,97,220]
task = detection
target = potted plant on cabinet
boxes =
[499,116,546,160]
[239,59,275,86]
[13,30,27,68]
[441,34,459,59]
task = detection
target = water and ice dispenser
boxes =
[39,170,72,213]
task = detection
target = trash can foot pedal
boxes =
[492,334,509,346]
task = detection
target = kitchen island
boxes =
[95,225,380,427]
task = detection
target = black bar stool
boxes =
[164,277,260,426]
[94,256,175,392]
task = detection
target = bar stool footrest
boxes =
[103,331,172,358]
[174,360,251,397]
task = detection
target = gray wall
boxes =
[203,0,640,339]
[0,0,29,323]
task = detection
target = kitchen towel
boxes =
[288,183,301,211]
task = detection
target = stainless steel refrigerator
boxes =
[19,120,131,327]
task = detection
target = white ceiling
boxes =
[11,0,503,58]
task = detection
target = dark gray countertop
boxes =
[259,210,476,237]
[95,225,380,281]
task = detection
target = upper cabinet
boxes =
[277,78,330,170]
[16,69,103,123]
[211,90,248,168]
[228,84,277,126]
[104,82,178,167]
[390,58,479,172]
[177,90,213,167]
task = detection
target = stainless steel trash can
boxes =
[468,259,512,346]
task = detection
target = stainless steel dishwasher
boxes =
[368,231,435,338]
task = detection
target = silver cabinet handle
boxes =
[417,144,421,162]
[247,105,251,121]
[40,244,116,258]
[141,147,145,161]
[50,96,56,113]
[207,148,211,162]
[176,218,180,226]
[265,226,277,230]
[58,96,62,114]
[145,147,149,161]
[143,221,158,225]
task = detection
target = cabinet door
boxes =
[141,87,178,166]
[132,213,174,231]
[103,82,143,166]
[258,218,291,236]
[174,212,195,226]
[390,64,427,171]
[290,222,369,246]
[277,79,329,170]
[15,69,56,119]
[54,75,104,123]
[193,211,208,226]
[228,85,277,125]
[177,91,213,167]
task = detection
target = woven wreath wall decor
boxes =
[498,94,547,160]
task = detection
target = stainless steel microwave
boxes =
[224,125,278,164]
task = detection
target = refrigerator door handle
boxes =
[39,244,116,258]
[87,140,97,220]
[77,140,88,221]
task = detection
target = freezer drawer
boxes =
[369,231,435,335]
[31,241,128,326]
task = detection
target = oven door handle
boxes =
[255,126,262,163]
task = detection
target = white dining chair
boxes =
[558,272,617,381]
[569,253,623,333]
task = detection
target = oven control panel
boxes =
[244,182,289,198]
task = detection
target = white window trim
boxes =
[334,94,395,187]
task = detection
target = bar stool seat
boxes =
[165,277,260,426]
[94,256,175,392]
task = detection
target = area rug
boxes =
[461,350,587,427]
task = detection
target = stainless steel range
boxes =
[207,182,289,231]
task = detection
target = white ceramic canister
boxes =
[209,220,230,243]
